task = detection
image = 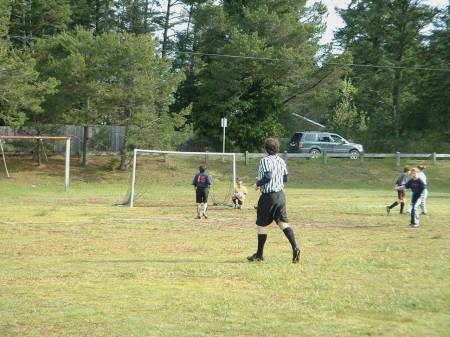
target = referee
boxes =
[247,138,301,263]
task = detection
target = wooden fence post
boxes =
[284,151,288,164]
[395,152,401,167]
[245,151,249,166]
[432,152,437,165]
[359,152,364,166]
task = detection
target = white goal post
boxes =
[0,135,71,190]
[129,149,236,208]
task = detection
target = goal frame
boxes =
[0,135,71,190]
[129,149,236,208]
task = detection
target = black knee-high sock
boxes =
[388,201,399,209]
[400,202,405,214]
[283,227,298,250]
[256,234,267,257]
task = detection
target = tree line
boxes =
[1,0,449,168]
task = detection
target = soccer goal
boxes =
[0,135,71,190]
[123,149,236,208]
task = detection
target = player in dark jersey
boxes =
[386,166,410,215]
[247,138,301,264]
[396,168,425,228]
[192,165,212,219]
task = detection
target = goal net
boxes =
[120,149,236,208]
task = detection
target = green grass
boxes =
[0,156,449,336]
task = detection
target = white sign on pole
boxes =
[221,117,228,128]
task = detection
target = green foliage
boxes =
[0,4,57,127]
[1,0,448,153]
[328,78,366,138]
[405,6,450,151]
[35,28,101,126]
[8,0,72,49]
[35,29,189,167]
[191,0,326,151]
[93,33,187,153]
[336,0,440,151]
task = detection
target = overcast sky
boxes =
[307,0,449,45]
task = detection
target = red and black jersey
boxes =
[192,173,212,188]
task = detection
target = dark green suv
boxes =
[288,131,364,159]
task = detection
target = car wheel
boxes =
[349,150,360,160]
[309,148,321,159]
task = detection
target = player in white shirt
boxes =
[417,165,428,215]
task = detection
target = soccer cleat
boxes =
[195,215,201,219]
[410,223,420,228]
[292,248,301,264]
[202,212,208,219]
[247,253,264,262]
[421,212,427,215]
[386,206,391,215]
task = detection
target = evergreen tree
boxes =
[407,6,450,151]
[0,3,57,127]
[35,29,104,166]
[190,0,326,151]
[94,33,186,169]
[336,0,437,149]
[8,0,72,49]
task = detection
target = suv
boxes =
[288,131,364,159]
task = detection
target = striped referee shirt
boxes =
[257,155,288,193]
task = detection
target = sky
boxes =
[307,0,449,45]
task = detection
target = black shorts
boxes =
[256,191,288,227]
[196,188,209,203]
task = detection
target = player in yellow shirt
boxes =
[232,180,248,209]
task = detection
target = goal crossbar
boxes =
[129,149,236,208]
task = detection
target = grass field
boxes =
[1,156,449,337]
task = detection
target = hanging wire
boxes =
[177,51,450,72]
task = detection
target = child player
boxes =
[192,165,212,219]
[396,168,425,228]
[417,165,428,215]
[386,166,410,215]
[232,180,248,209]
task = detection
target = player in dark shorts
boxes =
[247,138,301,263]
[386,166,410,215]
[396,168,425,228]
[192,165,212,219]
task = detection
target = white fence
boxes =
[237,151,450,166]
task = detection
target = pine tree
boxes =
[0,3,57,127]
[8,0,72,49]
[190,0,327,151]
[336,0,437,147]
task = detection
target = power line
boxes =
[177,51,450,72]
[178,51,282,62]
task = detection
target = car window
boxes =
[318,135,332,142]
[330,134,343,143]
[290,133,302,143]
[303,133,316,142]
